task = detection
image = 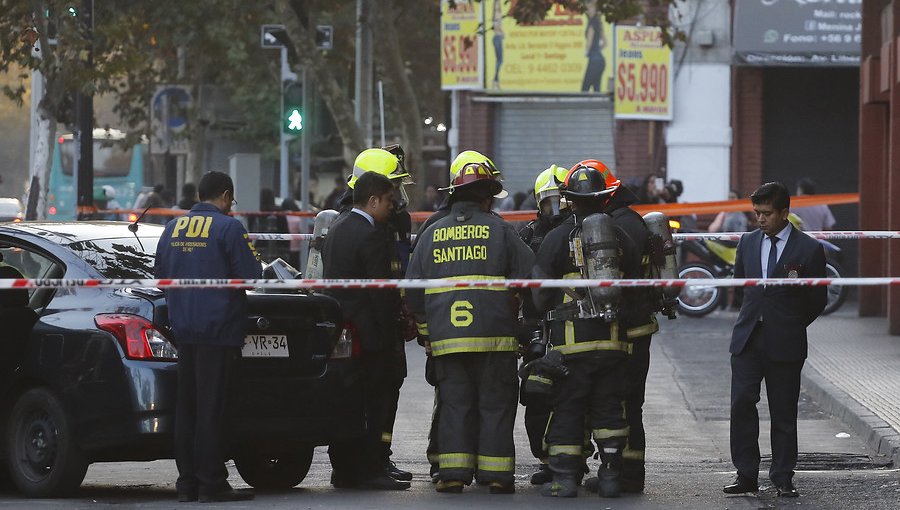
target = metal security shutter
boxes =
[492,100,615,199]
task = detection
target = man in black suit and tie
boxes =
[723,182,827,498]
[322,171,410,491]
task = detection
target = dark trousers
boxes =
[330,351,393,479]
[730,326,804,485]
[622,335,651,483]
[380,349,406,459]
[175,344,240,493]
[546,355,628,474]
[435,351,518,485]
[581,54,606,92]
[425,354,440,472]
[525,403,551,463]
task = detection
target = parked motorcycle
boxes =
[676,235,847,318]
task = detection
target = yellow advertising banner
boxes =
[440,0,483,90]
[614,26,673,120]
[483,0,613,93]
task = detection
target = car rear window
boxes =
[68,237,159,279]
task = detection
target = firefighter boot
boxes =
[597,449,623,498]
[540,475,579,498]
[530,464,553,485]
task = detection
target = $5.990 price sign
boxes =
[440,0,482,90]
[614,26,673,120]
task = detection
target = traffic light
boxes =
[283,80,303,134]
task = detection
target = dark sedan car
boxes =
[0,222,364,497]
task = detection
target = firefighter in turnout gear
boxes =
[416,150,508,481]
[518,164,573,485]
[326,148,414,489]
[583,166,662,495]
[531,160,636,498]
[407,160,534,494]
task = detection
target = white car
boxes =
[0,198,23,222]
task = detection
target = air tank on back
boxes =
[581,212,621,320]
[305,209,339,280]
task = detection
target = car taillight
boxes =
[331,321,360,360]
[95,313,178,360]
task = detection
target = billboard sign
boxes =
[440,0,483,90]
[483,0,613,93]
[614,26,673,120]
[733,0,861,66]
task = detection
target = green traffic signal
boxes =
[283,81,303,134]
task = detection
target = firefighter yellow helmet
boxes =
[348,148,411,189]
[533,164,569,204]
[447,150,508,198]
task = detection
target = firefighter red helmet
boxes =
[561,160,621,199]
[439,161,505,197]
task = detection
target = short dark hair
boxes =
[750,181,790,210]
[198,171,234,201]
[352,172,393,206]
[797,177,816,195]
[181,182,196,197]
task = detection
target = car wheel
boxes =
[676,263,722,317]
[821,261,848,316]
[234,447,314,490]
[7,388,88,497]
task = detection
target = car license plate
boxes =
[242,335,289,357]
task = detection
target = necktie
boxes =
[766,235,779,277]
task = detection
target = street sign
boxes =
[261,24,286,48]
[316,25,333,50]
[151,85,192,154]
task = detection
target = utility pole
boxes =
[355,0,373,147]
[75,0,95,220]
[280,47,298,200]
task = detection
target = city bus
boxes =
[46,128,146,220]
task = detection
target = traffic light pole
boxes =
[280,46,298,200]
[75,0,95,220]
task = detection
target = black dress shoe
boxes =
[386,460,413,481]
[198,487,254,503]
[356,473,411,490]
[775,482,799,498]
[722,475,758,494]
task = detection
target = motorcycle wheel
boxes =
[676,263,722,317]
[821,261,848,316]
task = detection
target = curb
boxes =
[801,362,900,467]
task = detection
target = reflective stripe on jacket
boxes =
[531,215,629,358]
[406,201,535,356]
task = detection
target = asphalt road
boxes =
[1,307,897,509]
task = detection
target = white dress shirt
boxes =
[760,221,792,277]
[351,207,375,227]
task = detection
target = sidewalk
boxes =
[802,304,900,466]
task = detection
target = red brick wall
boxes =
[614,120,667,185]
[454,91,495,181]
[731,67,764,199]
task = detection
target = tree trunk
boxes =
[25,107,55,221]
[277,0,364,165]
[372,0,426,203]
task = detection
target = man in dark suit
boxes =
[723,182,827,498]
[322,171,410,491]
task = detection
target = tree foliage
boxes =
[0,0,444,205]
